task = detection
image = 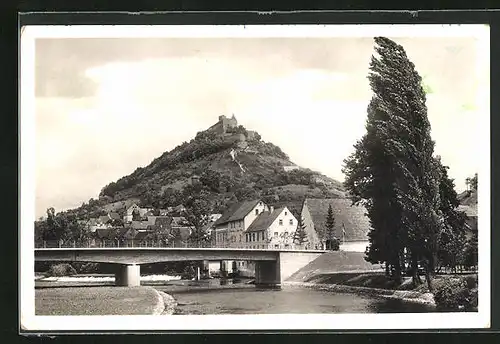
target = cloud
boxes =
[33,36,487,217]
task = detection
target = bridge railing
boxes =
[35,240,216,249]
[34,240,317,250]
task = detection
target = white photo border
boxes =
[20,24,491,332]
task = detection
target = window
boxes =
[274,244,279,249]
[274,232,278,238]
[256,232,260,241]
[289,219,293,225]
[285,211,288,216]
[252,233,256,241]
[279,219,283,225]
[255,209,259,215]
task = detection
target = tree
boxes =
[436,158,467,274]
[324,204,337,250]
[183,190,212,247]
[132,208,141,221]
[293,217,309,247]
[342,37,441,287]
[470,173,478,191]
[463,231,478,270]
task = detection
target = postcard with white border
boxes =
[20,23,490,331]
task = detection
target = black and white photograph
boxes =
[20,24,490,331]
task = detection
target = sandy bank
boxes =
[156,291,177,315]
[35,286,164,315]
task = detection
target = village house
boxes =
[244,206,297,250]
[115,227,138,247]
[212,200,270,248]
[86,218,112,233]
[458,204,478,237]
[300,198,370,252]
[91,227,118,247]
[123,203,152,223]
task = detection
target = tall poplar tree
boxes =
[343,37,441,286]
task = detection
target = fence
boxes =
[34,240,315,250]
[35,240,215,249]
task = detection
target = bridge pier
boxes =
[115,264,141,287]
[255,260,281,289]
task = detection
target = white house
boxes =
[212,199,270,249]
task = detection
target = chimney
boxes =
[269,205,274,213]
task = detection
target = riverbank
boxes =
[283,281,435,306]
[35,286,164,315]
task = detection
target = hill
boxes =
[68,115,346,218]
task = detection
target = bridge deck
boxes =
[34,247,327,265]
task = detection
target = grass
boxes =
[35,286,161,315]
[287,251,384,282]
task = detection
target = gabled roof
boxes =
[95,227,117,240]
[302,198,370,242]
[109,212,121,220]
[214,200,262,227]
[155,216,172,227]
[116,227,137,239]
[246,208,284,233]
[130,221,149,230]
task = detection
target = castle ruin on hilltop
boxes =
[207,114,257,148]
[208,114,238,135]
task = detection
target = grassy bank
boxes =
[35,286,162,315]
[285,251,477,310]
[286,272,478,310]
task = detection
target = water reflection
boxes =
[155,285,436,315]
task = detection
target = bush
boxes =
[181,265,196,280]
[433,277,478,311]
[46,263,77,277]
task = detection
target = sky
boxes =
[31,27,489,218]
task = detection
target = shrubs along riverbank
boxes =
[285,272,478,311]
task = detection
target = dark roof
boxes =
[155,216,172,227]
[246,208,284,233]
[214,200,261,226]
[303,198,370,241]
[95,228,117,240]
[116,227,137,239]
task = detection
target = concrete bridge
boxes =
[35,247,325,288]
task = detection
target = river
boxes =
[156,284,435,314]
[35,277,435,315]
